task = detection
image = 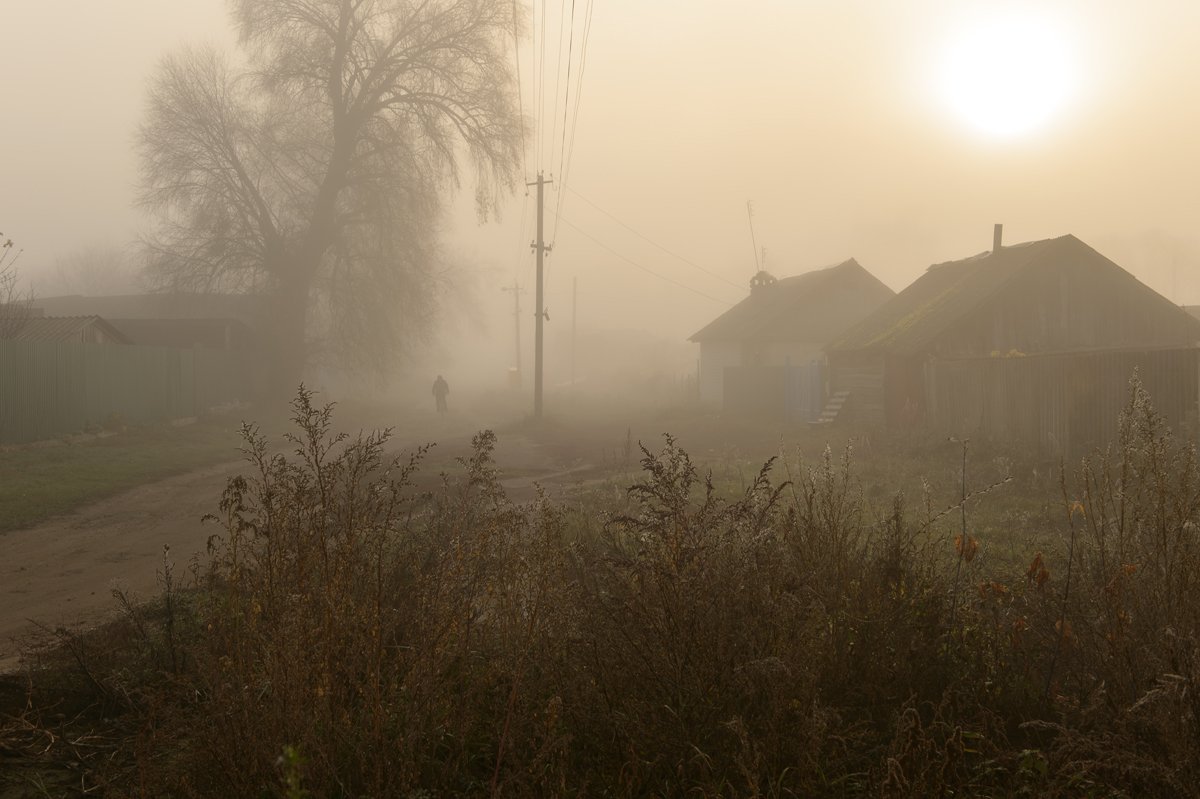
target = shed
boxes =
[7,316,131,345]
[107,318,256,351]
[827,233,1200,452]
[33,293,266,332]
[689,259,894,416]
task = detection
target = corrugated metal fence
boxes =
[0,341,255,444]
[926,347,1200,456]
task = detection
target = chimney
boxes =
[993,223,1003,254]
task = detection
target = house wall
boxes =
[883,353,926,429]
[759,341,824,367]
[925,347,1200,456]
[698,341,740,406]
[700,341,826,410]
[724,361,825,421]
[828,350,886,425]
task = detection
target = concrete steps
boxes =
[810,390,850,425]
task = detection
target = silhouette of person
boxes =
[432,374,449,413]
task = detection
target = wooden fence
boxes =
[925,347,1200,456]
[0,341,256,445]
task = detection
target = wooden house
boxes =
[689,259,894,417]
[827,232,1200,453]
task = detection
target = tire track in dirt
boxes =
[0,422,599,673]
[0,460,242,672]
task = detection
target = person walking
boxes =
[432,374,449,413]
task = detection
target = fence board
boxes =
[0,341,254,444]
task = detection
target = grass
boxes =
[6,381,1200,796]
[0,417,244,533]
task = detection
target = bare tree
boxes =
[50,243,141,297]
[0,235,32,339]
[138,0,522,391]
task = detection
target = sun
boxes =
[938,12,1079,139]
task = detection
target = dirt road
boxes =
[0,415,601,672]
[0,460,242,672]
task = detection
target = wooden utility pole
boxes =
[500,280,524,384]
[527,172,552,418]
[571,275,577,390]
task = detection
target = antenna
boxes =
[746,200,761,274]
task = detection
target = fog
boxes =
[5,0,1200,404]
[9,6,1200,784]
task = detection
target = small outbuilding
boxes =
[107,318,256,351]
[7,315,131,345]
[689,259,895,418]
[827,232,1200,453]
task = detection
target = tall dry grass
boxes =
[8,378,1200,797]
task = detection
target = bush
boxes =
[11,378,1200,797]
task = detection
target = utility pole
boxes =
[571,276,577,391]
[500,279,524,385]
[527,171,552,418]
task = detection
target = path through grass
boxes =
[0,419,244,533]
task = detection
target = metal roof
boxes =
[689,259,895,344]
[829,234,1200,355]
[9,315,131,344]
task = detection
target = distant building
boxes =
[689,259,895,417]
[7,315,131,345]
[828,233,1200,453]
[106,318,255,351]
[32,293,262,352]
[33,293,265,331]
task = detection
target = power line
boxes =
[555,0,577,185]
[554,214,737,306]
[531,0,539,175]
[538,0,547,175]
[565,186,744,290]
[550,0,593,245]
[549,0,568,171]
[511,0,528,180]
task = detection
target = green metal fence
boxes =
[0,341,256,444]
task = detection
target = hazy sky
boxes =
[5,1,1200,357]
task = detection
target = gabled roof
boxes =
[689,258,895,343]
[829,234,1200,355]
[9,315,131,344]
[107,318,256,349]
[33,293,266,329]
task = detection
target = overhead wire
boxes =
[538,0,547,175]
[554,0,577,185]
[549,0,592,244]
[565,186,744,290]
[548,0,568,172]
[530,0,539,175]
[511,0,528,180]
[549,0,593,246]
[554,214,738,306]
[563,0,593,185]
